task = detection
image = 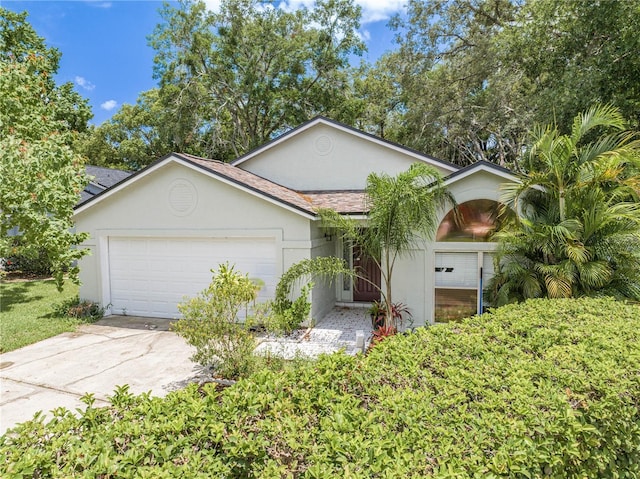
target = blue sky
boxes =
[1,0,403,125]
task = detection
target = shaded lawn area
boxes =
[0,279,79,353]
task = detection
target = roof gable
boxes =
[232,116,458,173]
[443,160,519,186]
[231,118,458,191]
[73,155,519,222]
[74,154,323,219]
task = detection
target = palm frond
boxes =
[570,104,625,145]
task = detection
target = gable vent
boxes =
[168,178,197,216]
[314,135,334,155]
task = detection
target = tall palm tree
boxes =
[321,163,454,327]
[489,105,640,304]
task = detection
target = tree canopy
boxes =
[150,0,364,162]
[76,89,176,171]
[0,8,91,288]
[383,0,640,167]
[80,0,640,171]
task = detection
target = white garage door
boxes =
[108,237,277,318]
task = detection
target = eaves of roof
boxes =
[443,160,518,185]
[230,116,458,172]
[75,153,368,217]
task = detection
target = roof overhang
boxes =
[231,116,459,173]
[73,154,317,220]
[443,161,519,187]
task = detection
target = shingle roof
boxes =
[85,165,131,189]
[178,154,317,214]
[178,153,367,215]
[78,165,132,206]
[77,152,511,218]
[300,191,367,214]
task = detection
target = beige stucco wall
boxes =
[238,123,454,190]
[389,249,427,329]
[309,225,338,319]
[443,170,509,208]
[74,160,313,309]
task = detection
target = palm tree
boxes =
[489,105,640,304]
[321,162,454,327]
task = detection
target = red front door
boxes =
[353,245,381,302]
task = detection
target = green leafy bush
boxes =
[172,263,262,379]
[270,257,351,333]
[1,238,52,276]
[52,296,106,322]
[258,282,314,335]
[3,298,640,478]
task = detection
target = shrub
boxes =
[258,282,314,335]
[2,298,640,478]
[270,257,351,333]
[52,296,106,322]
[1,238,52,276]
[172,263,262,379]
[368,300,413,330]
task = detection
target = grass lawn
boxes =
[0,279,80,353]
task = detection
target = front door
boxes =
[353,245,381,302]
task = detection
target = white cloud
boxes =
[355,0,405,23]
[100,100,118,111]
[75,76,95,91]
[203,0,404,24]
[86,1,112,8]
[203,0,223,12]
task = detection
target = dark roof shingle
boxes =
[86,165,131,188]
[178,153,367,215]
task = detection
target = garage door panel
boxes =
[108,237,277,318]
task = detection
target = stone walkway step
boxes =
[255,306,373,359]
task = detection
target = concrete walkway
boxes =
[1,307,372,435]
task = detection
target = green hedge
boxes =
[1,238,52,276]
[2,298,640,478]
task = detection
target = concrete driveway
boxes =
[0,318,197,435]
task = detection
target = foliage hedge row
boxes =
[2,298,640,478]
[1,239,52,276]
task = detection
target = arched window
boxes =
[436,199,511,242]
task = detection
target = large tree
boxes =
[389,0,528,166]
[389,0,640,167]
[489,105,640,304]
[147,0,364,161]
[351,54,404,141]
[503,0,640,132]
[76,89,178,171]
[0,8,91,288]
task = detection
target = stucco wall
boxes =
[238,123,454,190]
[74,160,313,309]
[74,156,515,326]
[310,235,338,320]
[443,170,508,210]
[390,170,516,326]
[390,249,427,328]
